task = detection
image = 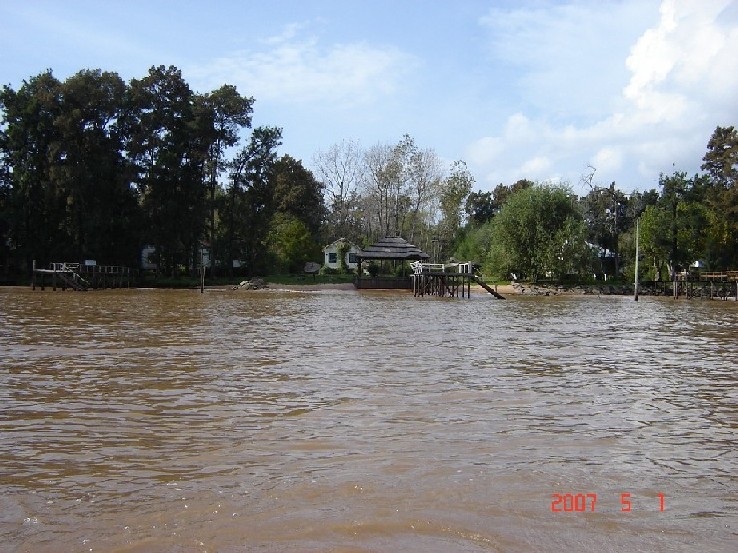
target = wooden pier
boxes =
[665,271,738,300]
[32,261,133,291]
[411,262,505,299]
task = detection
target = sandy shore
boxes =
[266,282,358,292]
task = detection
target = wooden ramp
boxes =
[472,275,506,299]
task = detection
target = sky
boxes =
[1,0,737,194]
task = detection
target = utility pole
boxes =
[200,248,205,294]
[634,218,640,301]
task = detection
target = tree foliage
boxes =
[438,160,473,256]
[487,184,591,281]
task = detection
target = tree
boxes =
[454,221,495,267]
[702,125,738,190]
[0,70,64,269]
[404,140,443,244]
[438,160,473,257]
[358,135,444,248]
[580,182,628,276]
[633,172,710,278]
[637,204,671,280]
[199,85,254,272]
[701,125,738,268]
[487,184,588,281]
[266,213,319,273]
[223,126,282,275]
[362,142,400,239]
[54,69,138,265]
[492,179,533,208]
[313,139,363,241]
[272,155,325,240]
[465,190,496,226]
[125,65,210,275]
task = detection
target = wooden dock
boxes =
[32,261,133,291]
[666,271,738,300]
[411,262,505,299]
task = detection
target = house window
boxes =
[328,252,337,264]
[348,253,357,264]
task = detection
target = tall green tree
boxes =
[487,184,590,281]
[701,125,738,268]
[266,213,318,273]
[125,65,208,275]
[271,155,325,239]
[702,125,738,190]
[464,190,496,226]
[224,126,282,275]
[199,85,254,271]
[0,70,64,269]
[54,69,138,265]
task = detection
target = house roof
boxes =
[323,238,359,252]
[358,236,430,260]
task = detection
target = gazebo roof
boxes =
[358,236,430,260]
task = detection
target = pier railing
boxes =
[411,261,474,274]
[33,260,133,290]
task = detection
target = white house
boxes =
[323,238,360,271]
[141,244,157,270]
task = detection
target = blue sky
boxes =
[2,0,737,194]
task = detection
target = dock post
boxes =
[32,259,36,290]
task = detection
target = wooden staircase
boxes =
[56,269,89,291]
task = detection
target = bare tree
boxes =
[313,139,363,240]
[363,142,399,239]
[406,146,443,243]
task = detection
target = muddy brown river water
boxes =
[0,286,736,552]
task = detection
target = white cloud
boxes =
[188,24,417,110]
[479,1,656,122]
[521,155,552,176]
[467,0,738,191]
[593,146,624,175]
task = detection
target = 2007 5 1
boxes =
[551,492,665,512]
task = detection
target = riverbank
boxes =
[509,281,738,299]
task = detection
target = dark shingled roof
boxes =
[358,236,430,260]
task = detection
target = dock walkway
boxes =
[410,262,505,299]
[32,261,133,291]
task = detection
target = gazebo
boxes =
[355,236,430,289]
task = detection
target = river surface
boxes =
[0,286,736,552]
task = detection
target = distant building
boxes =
[140,245,157,270]
[323,238,360,271]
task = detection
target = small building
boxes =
[141,245,157,270]
[323,238,360,271]
[355,236,430,289]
